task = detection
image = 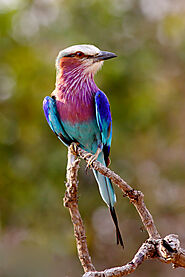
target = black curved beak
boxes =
[94,51,117,61]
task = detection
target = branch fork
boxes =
[63,144,185,276]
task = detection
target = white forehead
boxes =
[58,44,101,58]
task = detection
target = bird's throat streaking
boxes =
[55,65,98,105]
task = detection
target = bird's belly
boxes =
[56,99,101,153]
[62,119,101,154]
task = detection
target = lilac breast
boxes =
[56,94,95,124]
[55,66,98,124]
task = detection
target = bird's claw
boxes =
[85,147,101,171]
[69,142,79,156]
[83,153,93,172]
[84,153,92,160]
[85,147,101,172]
[86,155,97,168]
[85,155,96,172]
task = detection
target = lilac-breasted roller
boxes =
[43,44,123,247]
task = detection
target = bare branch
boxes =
[75,146,160,239]
[83,236,185,277]
[63,144,185,276]
[157,234,185,268]
[83,240,156,277]
[63,147,95,273]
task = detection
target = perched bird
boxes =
[43,44,123,247]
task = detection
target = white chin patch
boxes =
[84,60,104,75]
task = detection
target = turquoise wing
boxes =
[43,96,72,146]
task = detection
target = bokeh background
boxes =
[0,0,185,276]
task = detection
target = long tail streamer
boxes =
[110,206,124,248]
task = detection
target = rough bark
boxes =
[63,144,185,276]
[63,147,95,272]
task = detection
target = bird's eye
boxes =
[75,51,84,58]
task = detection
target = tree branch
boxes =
[63,144,185,276]
[63,147,95,272]
[75,146,160,240]
[83,235,185,277]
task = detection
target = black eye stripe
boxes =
[64,53,94,58]
[65,53,75,57]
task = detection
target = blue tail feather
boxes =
[92,155,124,248]
[93,169,116,207]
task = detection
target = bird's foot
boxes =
[85,147,102,170]
[84,153,93,174]
[69,142,79,156]
[84,153,92,160]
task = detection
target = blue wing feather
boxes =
[95,90,112,165]
[43,96,72,146]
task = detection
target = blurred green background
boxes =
[0,0,185,276]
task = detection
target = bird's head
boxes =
[56,44,117,76]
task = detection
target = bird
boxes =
[43,44,124,248]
